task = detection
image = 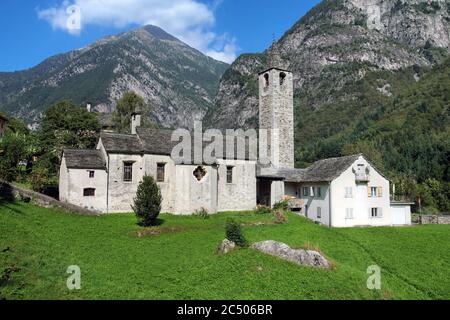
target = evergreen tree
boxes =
[132,175,162,227]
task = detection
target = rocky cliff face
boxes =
[0,25,228,129]
[206,0,450,130]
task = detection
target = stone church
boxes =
[59,51,412,227]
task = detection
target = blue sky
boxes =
[0,0,321,72]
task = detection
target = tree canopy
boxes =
[112,91,153,134]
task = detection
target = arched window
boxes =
[280,72,286,86]
[264,73,269,87]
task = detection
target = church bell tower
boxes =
[258,42,294,168]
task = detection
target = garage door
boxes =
[392,207,406,225]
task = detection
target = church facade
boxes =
[59,58,412,227]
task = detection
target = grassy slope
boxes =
[1,201,449,300]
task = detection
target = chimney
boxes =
[131,113,142,135]
[86,102,92,113]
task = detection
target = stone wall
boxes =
[419,215,450,225]
[1,182,100,216]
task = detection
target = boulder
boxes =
[217,239,236,254]
[251,240,330,269]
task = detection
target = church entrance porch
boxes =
[257,179,272,207]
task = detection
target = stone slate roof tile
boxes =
[63,149,106,170]
[100,132,143,154]
[100,128,253,161]
[257,154,362,183]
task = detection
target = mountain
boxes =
[0,25,229,129]
[206,0,449,131]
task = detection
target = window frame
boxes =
[226,166,234,184]
[89,171,95,178]
[157,163,166,183]
[371,207,380,218]
[303,187,309,197]
[345,187,353,198]
[123,162,133,182]
[83,188,96,197]
[371,187,378,198]
[317,207,322,219]
[346,208,354,219]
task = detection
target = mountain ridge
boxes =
[0,24,229,129]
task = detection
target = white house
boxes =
[59,47,412,227]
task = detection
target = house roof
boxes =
[99,128,254,161]
[63,149,107,170]
[257,154,363,183]
[100,132,143,154]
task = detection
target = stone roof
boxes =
[99,128,254,161]
[257,154,362,183]
[100,132,143,154]
[63,149,106,170]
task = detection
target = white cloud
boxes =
[37,0,237,63]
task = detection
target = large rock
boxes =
[217,239,236,254]
[251,240,330,269]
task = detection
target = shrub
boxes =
[255,205,272,215]
[225,218,248,248]
[273,200,290,212]
[193,207,210,219]
[29,167,58,194]
[132,175,162,227]
[274,210,288,224]
[421,206,440,215]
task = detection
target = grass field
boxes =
[1,200,449,300]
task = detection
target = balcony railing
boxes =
[355,173,370,183]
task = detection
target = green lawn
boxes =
[1,201,449,300]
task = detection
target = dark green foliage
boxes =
[225,218,248,248]
[0,133,27,182]
[34,100,101,188]
[132,175,162,227]
[273,200,290,212]
[29,154,59,194]
[255,205,272,215]
[37,100,100,155]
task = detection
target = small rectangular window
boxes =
[371,187,377,198]
[377,187,383,197]
[89,171,95,178]
[226,166,234,184]
[371,208,379,218]
[317,207,322,219]
[83,188,95,197]
[303,187,309,197]
[123,162,133,182]
[317,187,322,198]
[346,208,354,219]
[345,187,353,198]
[157,163,166,182]
[310,187,315,197]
